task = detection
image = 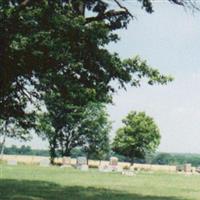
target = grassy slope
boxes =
[0,164,200,200]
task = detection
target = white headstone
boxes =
[77,157,87,166]
[7,160,17,166]
[39,159,50,167]
[110,157,118,166]
[122,170,135,176]
[80,164,89,171]
[76,157,88,170]
[184,163,192,173]
[99,164,112,173]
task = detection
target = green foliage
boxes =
[0,118,31,141]
[37,100,111,162]
[1,0,190,149]
[0,0,174,128]
[0,118,32,159]
[152,153,177,165]
[81,103,111,160]
[1,145,49,156]
[148,152,200,167]
[112,111,161,163]
[36,94,87,160]
[70,148,86,158]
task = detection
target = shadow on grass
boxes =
[0,179,186,200]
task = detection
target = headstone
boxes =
[99,164,112,173]
[76,157,88,170]
[122,170,135,176]
[184,163,192,173]
[196,167,200,173]
[176,165,183,172]
[80,164,89,171]
[39,159,50,167]
[192,167,196,173]
[62,157,71,166]
[77,157,87,166]
[7,160,17,166]
[110,157,118,166]
[109,157,118,171]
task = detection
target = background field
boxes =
[0,164,200,200]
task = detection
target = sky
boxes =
[5,1,200,153]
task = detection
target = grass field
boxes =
[0,164,200,200]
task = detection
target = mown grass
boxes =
[0,164,200,200]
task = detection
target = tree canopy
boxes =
[0,0,183,125]
[112,111,161,163]
[81,103,111,161]
[1,0,197,151]
[37,100,111,163]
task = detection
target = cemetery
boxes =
[1,1,200,200]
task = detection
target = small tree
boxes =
[112,111,160,164]
[81,103,111,162]
[152,153,177,165]
[36,113,58,164]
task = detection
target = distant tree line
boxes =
[151,153,200,167]
[0,145,49,157]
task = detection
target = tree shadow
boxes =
[0,179,187,200]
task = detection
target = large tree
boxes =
[112,111,161,164]
[1,0,192,124]
[1,0,198,148]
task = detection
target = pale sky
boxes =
[5,1,200,153]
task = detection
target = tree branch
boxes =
[85,10,129,24]
[113,0,134,18]
[21,0,31,6]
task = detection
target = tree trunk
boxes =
[85,149,90,165]
[49,136,57,165]
[49,146,55,165]
[0,122,7,161]
[131,156,135,166]
[86,154,89,165]
[49,146,56,165]
[64,148,71,157]
[70,0,85,16]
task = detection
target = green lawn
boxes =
[0,164,200,200]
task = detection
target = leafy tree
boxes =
[0,0,179,128]
[112,111,161,164]
[36,94,88,163]
[37,100,111,163]
[1,0,195,146]
[152,153,177,165]
[81,103,111,161]
[36,113,58,164]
